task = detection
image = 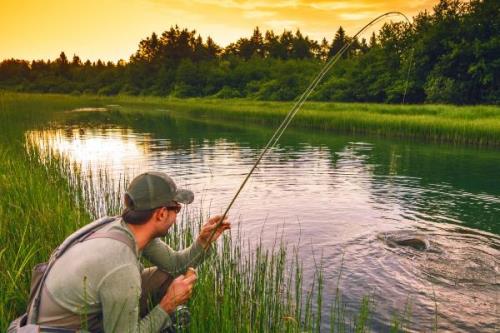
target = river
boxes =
[26,108,499,332]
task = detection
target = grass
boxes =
[0,92,93,328]
[4,92,500,147]
[0,92,396,332]
[87,94,500,147]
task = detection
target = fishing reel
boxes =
[170,305,191,332]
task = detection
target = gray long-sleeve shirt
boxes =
[38,218,207,332]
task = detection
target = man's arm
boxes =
[98,264,172,333]
[143,215,230,277]
[142,238,207,277]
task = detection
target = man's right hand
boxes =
[160,269,197,314]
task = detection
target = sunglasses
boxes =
[165,202,182,213]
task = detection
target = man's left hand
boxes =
[197,215,231,249]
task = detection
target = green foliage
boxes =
[107,95,499,146]
[424,76,465,104]
[0,93,94,328]
[0,0,497,104]
[215,86,241,99]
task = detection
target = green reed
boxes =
[67,93,500,146]
[147,98,500,147]
[4,92,500,146]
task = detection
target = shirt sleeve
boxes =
[98,264,172,333]
[142,238,209,276]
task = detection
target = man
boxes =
[35,171,230,332]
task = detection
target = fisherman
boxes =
[32,171,230,332]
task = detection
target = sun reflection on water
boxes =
[26,127,150,177]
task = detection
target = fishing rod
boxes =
[202,11,413,251]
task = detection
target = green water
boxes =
[25,105,500,332]
[64,109,500,234]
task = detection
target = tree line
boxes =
[0,0,497,104]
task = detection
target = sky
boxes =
[0,0,439,62]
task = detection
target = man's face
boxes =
[155,205,180,236]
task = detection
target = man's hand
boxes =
[197,215,231,249]
[160,269,197,314]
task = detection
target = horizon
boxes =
[0,0,439,62]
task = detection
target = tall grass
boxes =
[150,98,500,147]
[75,93,500,146]
[0,92,94,328]
[0,92,384,332]
[4,92,500,146]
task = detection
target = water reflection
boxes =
[26,120,500,332]
[26,127,150,176]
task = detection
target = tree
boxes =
[71,55,82,67]
[0,59,30,84]
[250,27,264,57]
[291,29,312,59]
[369,32,377,48]
[56,52,70,77]
[264,30,286,59]
[132,32,160,62]
[206,37,221,59]
[329,26,347,58]
[319,38,330,61]
[279,30,294,59]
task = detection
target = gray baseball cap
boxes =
[125,172,194,210]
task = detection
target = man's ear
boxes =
[153,207,167,221]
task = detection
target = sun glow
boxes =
[0,0,439,62]
[25,127,149,177]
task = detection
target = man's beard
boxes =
[155,221,174,238]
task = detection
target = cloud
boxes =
[339,12,378,21]
[244,10,275,19]
[0,0,441,61]
[306,1,373,11]
[265,19,301,30]
[177,0,299,10]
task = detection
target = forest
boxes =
[0,0,498,104]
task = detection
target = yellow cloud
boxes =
[244,10,276,19]
[0,0,440,61]
[266,20,302,31]
[340,12,378,21]
[309,3,366,10]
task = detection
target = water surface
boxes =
[27,111,500,332]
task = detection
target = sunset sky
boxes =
[0,0,439,62]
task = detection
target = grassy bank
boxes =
[4,92,500,147]
[174,99,500,147]
[0,92,94,328]
[0,93,392,332]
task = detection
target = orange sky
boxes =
[0,0,439,62]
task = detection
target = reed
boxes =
[148,98,500,147]
[0,91,93,327]
[3,92,500,146]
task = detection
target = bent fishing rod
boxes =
[201,11,413,251]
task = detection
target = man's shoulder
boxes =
[53,218,139,272]
[79,233,137,262]
[88,218,137,253]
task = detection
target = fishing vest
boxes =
[7,216,135,333]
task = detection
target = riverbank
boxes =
[0,93,93,328]
[123,97,500,147]
[0,92,388,332]
[6,92,500,146]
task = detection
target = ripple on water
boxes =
[371,224,500,332]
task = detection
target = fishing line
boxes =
[200,11,413,251]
